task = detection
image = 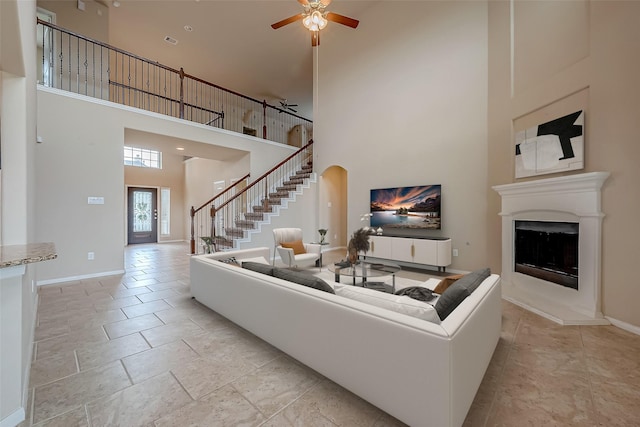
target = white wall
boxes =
[315,1,489,271]
[35,87,295,283]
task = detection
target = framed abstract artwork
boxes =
[514,110,584,178]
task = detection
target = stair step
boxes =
[269,191,289,198]
[252,205,273,213]
[244,212,264,221]
[225,228,245,237]
[284,178,304,186]
[235,220,255,228]
[213,237,235,248]
[296,169,311,175]
[276,185,297,192]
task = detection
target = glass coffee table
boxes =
[328,261,401,293]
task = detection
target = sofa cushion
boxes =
[433,274,465,294]
[335,285,440,324]
[273,268,335,294]
[241,261,275,276]
[435,268,490,320]
[280,240,306,255]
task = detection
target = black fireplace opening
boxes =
[514,220,579,290]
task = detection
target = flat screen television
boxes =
[370,185,441,230]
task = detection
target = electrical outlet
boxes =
[88,252,95,260]
[452,249,459,257]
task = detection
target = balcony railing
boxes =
[36,19,312,145]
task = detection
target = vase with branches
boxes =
[318,228,328,244]
[347,228,370,266]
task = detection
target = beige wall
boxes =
[315,1,489,272]
[38,0,109,42]
[35,87,295,283]
[488,1,640,328]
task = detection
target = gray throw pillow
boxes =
[272,268,335,294]
[435,268,490,320]
[241,261,274,276]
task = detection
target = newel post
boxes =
[189,206,195,254]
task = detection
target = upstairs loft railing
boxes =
[191,141,314,254]
[36,19,313,145]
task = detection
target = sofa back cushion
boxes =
[335,285,441,324]
[242,261,275,276]
[272,268,335,294]
[435,268,490,320]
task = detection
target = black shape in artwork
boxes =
[536,110,583,160]
[514,110,583,159]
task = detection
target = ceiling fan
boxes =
[279,100,298,113]
[271,0,359,47]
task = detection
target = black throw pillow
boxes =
[272,268,335,294]
[241,261,274,276]
[394,286,436,302]
[434,268,490,320]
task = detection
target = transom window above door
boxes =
[124,146,162,169]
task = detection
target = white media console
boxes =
[366,235,452,272]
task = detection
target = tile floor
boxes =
[21,243,640,426]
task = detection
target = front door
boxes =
[128,187,157,244]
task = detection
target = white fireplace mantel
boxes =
[493,172,610,325]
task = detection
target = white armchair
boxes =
[273,228,321,268]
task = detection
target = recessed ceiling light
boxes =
[176,147,185,151]
[164,36,178,45]
[112,0,120,7]
[184,25,193,32]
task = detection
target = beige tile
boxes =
[30,351,78,387]
[282,379,384,427]
[31,406,89,427]
[35,327,109,360]
[121,299,172,318]
[135,288,179,303]
[34,319,71,341]
[154,383,265,427]
[121,340,200,383]
[590,375,640,426]
[108,285,152,300]
[232,356,321,417]
[94,295,142,312]
[145,280,187,292]
[123,278,159,289]
[76,333,150,371]
[140,319,204,347]
[171,352,256,400]
[87,372,192,427]
[103,313,164,339]
[32,361,131,424]
[67,309,127,331]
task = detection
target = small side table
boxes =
[311,242,330,268]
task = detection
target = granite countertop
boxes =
[0,242,57,268]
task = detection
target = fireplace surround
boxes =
[493,172,610,325]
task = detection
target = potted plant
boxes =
[200,236,215,254]
[347,228,370,265]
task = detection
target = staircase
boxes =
[190,141,314,254]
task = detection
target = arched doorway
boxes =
[318,166,348,249]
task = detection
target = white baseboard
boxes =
[605,316,640,336]
[0,407,25,427]
[37,270,125,286]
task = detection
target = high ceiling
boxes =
[106,0,373,120]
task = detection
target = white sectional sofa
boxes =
[190,247,502,427]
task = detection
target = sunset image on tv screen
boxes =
[370,185,441,230]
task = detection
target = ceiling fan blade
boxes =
[326,12,359,29]
[297,0,310,5]
[319,0,332,6]
[271,14,304,30]
[311,30,320,47]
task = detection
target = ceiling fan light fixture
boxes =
[303,10,327,31]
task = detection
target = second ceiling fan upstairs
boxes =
[271,0,359,47]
